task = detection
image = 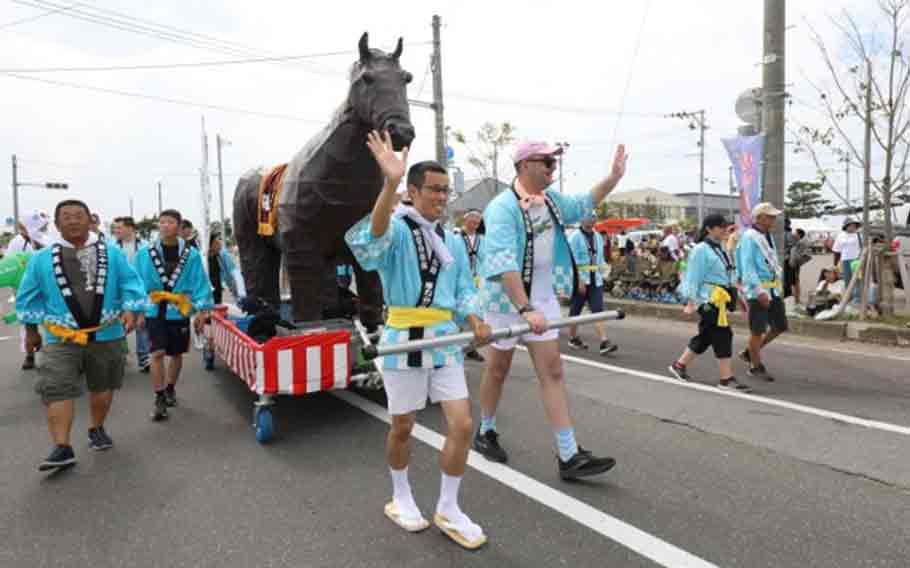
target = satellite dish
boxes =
[735,88,763,128]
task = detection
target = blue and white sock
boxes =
[479,415,496,435]
[555,427,579,462]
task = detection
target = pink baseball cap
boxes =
[512,141,564,164]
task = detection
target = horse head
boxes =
[349,32,415,150]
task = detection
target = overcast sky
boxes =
[0,0,886,230]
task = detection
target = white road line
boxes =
[334,390,718,568]
[524,347,910,437]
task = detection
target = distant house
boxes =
[447,177,511,224]
[605,188,688,223]
[674,192,741,220]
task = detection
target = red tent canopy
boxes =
[594,217,651,235]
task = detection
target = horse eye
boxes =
[402,72,413,84]
[362,72,376,85]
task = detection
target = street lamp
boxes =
[11,154,69,227]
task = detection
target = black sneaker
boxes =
[558,450,616,481]
[568,337,588,350]
[38,444,76,471]
[163,387,178,407]
[668,362,691,381]
[151,395,169,421]
[473,429,508,463]
[738,349,751,364]
[465,349,485,363]
[599,340,618,355]
[718,377,753,393]
[88,426,113,451]
[139,364,151,374]
[747,364,775,382]
[22,354,35,370]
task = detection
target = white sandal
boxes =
[384,501,429,533]
[433,513,487,550]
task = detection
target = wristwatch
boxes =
[517,304,534,316]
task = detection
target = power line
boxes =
[0,44,432,73]
[610,0,653,145]
[0,1,77,30]
[446,91,664,117]
[2,72,326,123]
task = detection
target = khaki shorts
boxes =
[36,340,125,404]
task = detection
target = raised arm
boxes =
[366,130,409,238]
[590,144,628,206]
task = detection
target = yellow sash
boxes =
[386,307,453,329]
[44,322,107,346]
[761,280,782,294]
[149,290,192,317]
[577,264,606,273]
[709,286,732,328]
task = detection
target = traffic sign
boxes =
[446,145,454,161]
[45,182,68,190]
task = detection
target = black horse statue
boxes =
[233,33,415,331]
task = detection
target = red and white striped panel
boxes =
[210,312,351,397]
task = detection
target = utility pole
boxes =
[200,116,211,258]
[860,59,872,320]
[216,134,230,234]
[697,110,706,226]
[11,154,19,228]
[129,196,134,218]
[431,15,446,165]
[667,110,707,225]
[762,0,786,254]
[157,180,163,216]
[556,141,570,193]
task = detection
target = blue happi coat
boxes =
[680,240,735,306]
[480,187,594,313]
[345,214,480,370]
[736,228,782,300]
[568,229,605,288]
[451,231,484,277]
[16,238,148,344]
[134,238,214,320]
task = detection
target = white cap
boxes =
[751,202,782,218]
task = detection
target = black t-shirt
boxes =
[162,244,180,278]
[209,254,221,291]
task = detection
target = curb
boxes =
[607,298,910,347]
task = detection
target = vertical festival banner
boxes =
[722,134,765,227]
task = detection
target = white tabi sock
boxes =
[436,472,484,542]
[390,467,423,521]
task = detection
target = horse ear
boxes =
[392,37,403,59]
[359,32,371,61]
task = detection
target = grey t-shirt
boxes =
[60,246,97,320]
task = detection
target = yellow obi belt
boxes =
[149,290,192,317]
[386,306,453,330]
[44,322,107,346]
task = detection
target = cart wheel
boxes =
[254,407,275,444]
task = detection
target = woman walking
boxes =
[668,214,752,392]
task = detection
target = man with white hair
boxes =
[453,208,485,362]
[737,202,788,382]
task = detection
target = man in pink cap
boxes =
[474,140,628,480]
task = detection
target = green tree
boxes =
[451,122,517,182]
[136,215,159,241]
[785,181,830,218]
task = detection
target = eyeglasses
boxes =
[526,157,558,169]
[420,185,451,195]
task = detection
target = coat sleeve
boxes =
[344,214,404,271]
[480,201,521,279]
[737,236,764,299]
[188,251,215,313]
[452,235,480,322]
[551,191,595,226]
[14,253,46,324]
[568,231,587,265]
[681,245,706,303]
[108,247,148,313]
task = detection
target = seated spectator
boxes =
[807,267,844,316]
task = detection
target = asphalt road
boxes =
[1,312,909,567]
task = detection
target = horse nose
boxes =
[386,121,415,150]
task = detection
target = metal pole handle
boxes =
[362,309,625,360]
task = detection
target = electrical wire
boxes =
[610,0,653,145]
[2,72,326,123]
[446,91,663,117]
[0,1,77,30]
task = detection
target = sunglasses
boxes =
[526,157,558,169]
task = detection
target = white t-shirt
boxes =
[615,234,628,249]
[832,232,861,261]
[816,279,845,296]
[661,234,680,258]
[528,203,555,304]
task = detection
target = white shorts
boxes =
[381,365,469,416]
[485,295,562,351]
